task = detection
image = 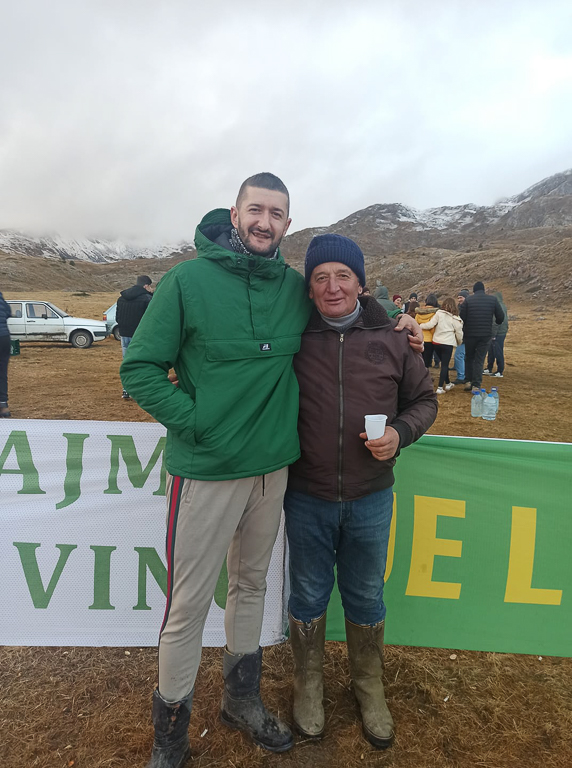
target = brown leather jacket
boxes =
[288,296,438,501]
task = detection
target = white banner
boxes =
[0,420,286,647]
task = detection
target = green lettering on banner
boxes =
[0,431,46,495]
[134,547,167,610]
[105,435,166,496]
[56,433,89,509]
[89,546,117,610]
[14,543,77,608]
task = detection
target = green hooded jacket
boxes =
[372,284,402,318]
[120,209,312,480]
[492,291,509,336]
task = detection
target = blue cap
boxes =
[304,234,366,287]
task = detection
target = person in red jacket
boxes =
[285,235,438,749]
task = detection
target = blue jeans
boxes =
[454,343,465,380]
[120,335,132,358]
[284,486,393,626]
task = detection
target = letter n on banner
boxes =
[406,496,465,599]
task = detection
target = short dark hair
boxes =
[136,275,152,286]
[473,281,485,293]
[425,293,439,308]
[236,172,290,213]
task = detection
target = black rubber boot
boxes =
[146,688,192,768]
[220,647,294,752]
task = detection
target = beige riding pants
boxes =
[158,468,288,703]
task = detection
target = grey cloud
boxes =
[0,0,571,240]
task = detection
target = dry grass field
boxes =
[2,290,571,768]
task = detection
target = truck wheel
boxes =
[113,326,121,341]
[70,330,93,349]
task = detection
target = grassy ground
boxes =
[2,291,571,768]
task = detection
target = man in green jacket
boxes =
[122,173,307,764]
[121,173,422,766]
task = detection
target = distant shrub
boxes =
[69,260,75,266]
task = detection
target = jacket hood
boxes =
[194,208,286,278]
[376,285,390,300]
[494,291,504,302]
[120,284,150,301]
[415,306,438,316]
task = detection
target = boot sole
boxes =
[220,711,295,753]
[363,724,394,750]
[293,719,324,740]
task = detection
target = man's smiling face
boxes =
[230,186,291,257]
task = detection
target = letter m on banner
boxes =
[104,435,166,496]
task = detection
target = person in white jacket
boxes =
[419,297,463,393]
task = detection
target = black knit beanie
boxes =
[458,289,470,299]
[304,234,366,287]
[473,281,485,292]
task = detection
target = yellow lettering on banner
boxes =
[406,496,465,599]
[504,507,562,605]
[384,493,397,581]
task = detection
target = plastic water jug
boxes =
[491,387,499,415]
[471,389,483,417]
[482,394,497,421]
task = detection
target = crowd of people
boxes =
[360,283,507,396]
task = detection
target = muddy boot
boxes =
[345,618,394,749]
[220,646,294,752]
[0,402,10,418]
[289,612,326,738]
[146,688,192,768]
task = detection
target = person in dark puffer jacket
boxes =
[459,281,504,390]
[0,290,11,417]
[116,275,153,399]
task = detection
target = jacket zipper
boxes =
[338,333,344,501]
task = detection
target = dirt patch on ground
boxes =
[2,291,571,768]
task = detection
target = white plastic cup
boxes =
[365,414,387,440]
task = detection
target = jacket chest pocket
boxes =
[205,335,301,362]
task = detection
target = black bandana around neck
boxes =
[229,227,278,260]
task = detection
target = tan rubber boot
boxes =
[345,618,394,749]
[289,612,326,738]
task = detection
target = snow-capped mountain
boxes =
[0,231,195,263]
[281,168,572,267]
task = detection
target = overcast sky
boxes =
[1,0,571,241]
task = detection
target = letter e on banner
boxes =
[406,496,465,599]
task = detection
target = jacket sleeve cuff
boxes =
[390,419,413,450]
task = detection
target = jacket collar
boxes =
[305,295,391,332]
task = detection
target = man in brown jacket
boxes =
[284,234,437,749]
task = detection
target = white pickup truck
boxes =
[7,300,109,348]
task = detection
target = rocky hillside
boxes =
[280,169,572,303]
